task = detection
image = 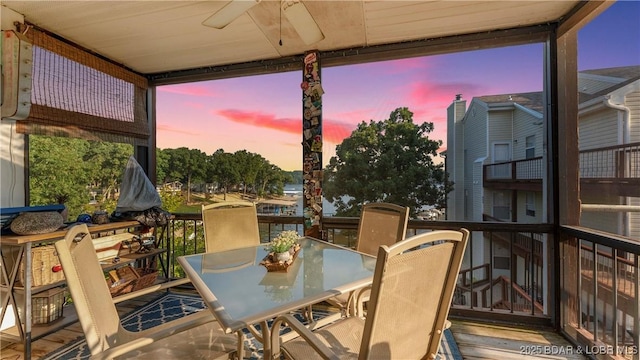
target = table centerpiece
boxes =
[260,230,301,272]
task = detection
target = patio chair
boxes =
[326,202,409,317]
[201,200,262,357]
[202,201,260,253]
[354,202,409,256]
[269,228,469,360]
[55,224,235,360]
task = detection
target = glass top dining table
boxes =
[177,237,376,335]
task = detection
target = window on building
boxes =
[493,191,511,220]
[526,192,536,217]
[525,135,535,159]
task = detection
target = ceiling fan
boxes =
[202,0,324,45]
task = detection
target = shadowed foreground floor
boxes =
[1,291,586,360]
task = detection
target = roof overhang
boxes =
[1,1,610,85]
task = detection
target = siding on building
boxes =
[447,99,467,221]
[473,160,484,222]
[512,109,544,160]
[445,67,638,239]
[577,82,639,239]
[579,108,618,150]
[626,90,640,141]
[487,110,513,163]
[463,100,489,221]
[484,189,493,219]
[516,191,543,223]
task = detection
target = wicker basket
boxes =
[33,287,66,325]
[17,245,65,287]
[106,266,158,297]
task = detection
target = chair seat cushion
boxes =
[282,316,364,360]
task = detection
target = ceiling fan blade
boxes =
[282,0,324,45]
[202,0,261,29]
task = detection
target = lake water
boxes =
[284,184,339,216]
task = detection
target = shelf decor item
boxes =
[106,266,158,297]
[92,233,132,262]
[15,244,65,287]
[10,211,64,235]
[91,210,110,225]
[260,230,301,272]
[32,287,66,325]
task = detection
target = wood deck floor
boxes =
[451,320,587,360]
[1,292,587,360]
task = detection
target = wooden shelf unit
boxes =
[7,247,167,294]
[0,221,168,360]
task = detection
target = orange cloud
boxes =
[158,84,218,97]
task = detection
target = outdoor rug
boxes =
[43,292,462,360]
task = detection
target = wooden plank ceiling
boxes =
[1,1,582,76]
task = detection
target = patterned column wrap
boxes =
[301,51,324,238]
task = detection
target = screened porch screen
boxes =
[14,24,149,144]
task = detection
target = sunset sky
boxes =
[156,1,640,171]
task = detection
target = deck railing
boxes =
[484,156,544,181]
[484,142,640,183]
[160,214,555,325]
[579,142,640,180]
[559,226,640,358]
[159,215,639,346]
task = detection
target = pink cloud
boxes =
[216,109,355,143]
[358,57,432,75]
[158,84,218,97]
[412,108,446,124]
[387,57,432,73]
[217,109,300,133]
[157,123,202,135]
[407,81,485,128]
[408,81,468,106]
[332,108,380,123]
[323,119,355,143]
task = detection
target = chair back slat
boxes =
[202,201,260,253]
[360,229,469,360]
[55,224,121,355]
[356,203,409,256]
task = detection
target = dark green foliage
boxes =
[208,149,240,199]
[28,135,133,219]
[324,107,452,217]
[161,147,208,203]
